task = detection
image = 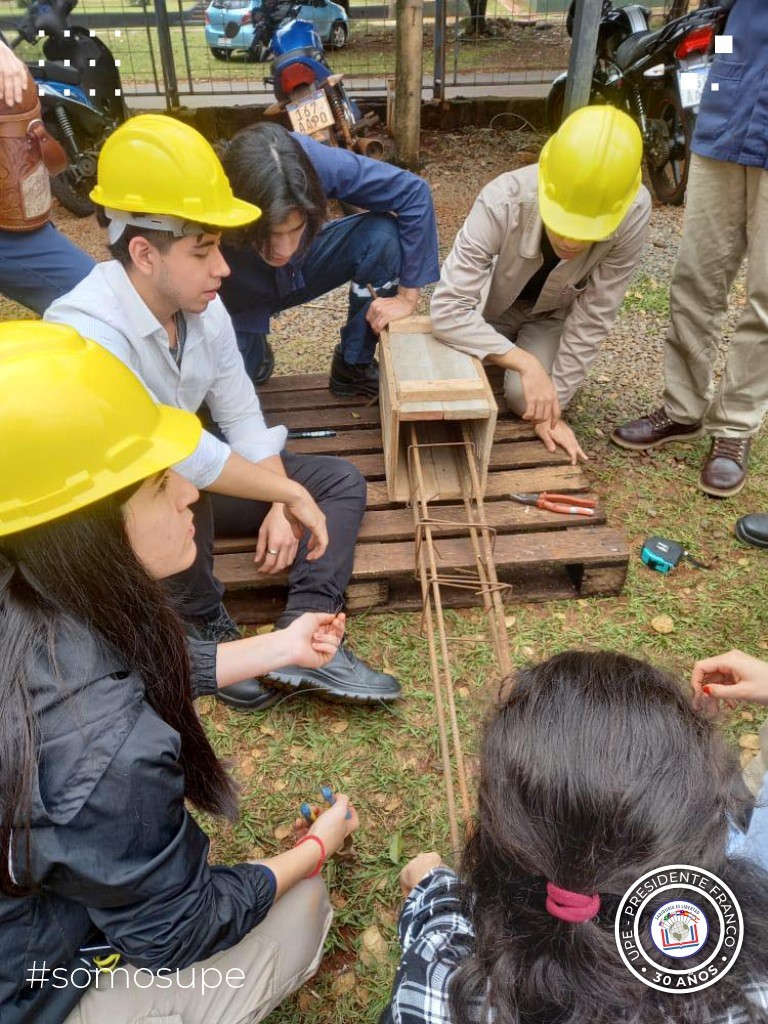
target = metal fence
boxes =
[0,0,692,106]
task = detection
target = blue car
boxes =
[205,0,349,60]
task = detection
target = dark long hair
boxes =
[450,650,768,1024]
[0,487,237,896]
[221,123,327,255]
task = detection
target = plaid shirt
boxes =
[381,869,768,1024]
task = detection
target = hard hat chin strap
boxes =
[105,208,208,245]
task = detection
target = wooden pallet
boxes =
[216,368,629,624]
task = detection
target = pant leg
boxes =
[663,154,748,426]
[493,306,565,417]
[65,877,333,1024]
[705,164,768,436]
[283,213,402,365]
[0,222,95,314]
[171,454,366,625]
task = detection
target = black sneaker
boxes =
[251,338,275,386]
[263,643,401,704]
[329,344,379,399]
[189,605,280,711]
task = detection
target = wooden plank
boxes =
[365,464,591,509]
[283,418,537,457]
[268,406,383,431]
[259,389,369,414]
[214,498,607,554]
[398,378,487,404]
[225,562,628,625]
[214,525,627,590]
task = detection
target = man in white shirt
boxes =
[46,115,401,711]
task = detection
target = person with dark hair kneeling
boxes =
[0,321,357,1024]
[381,651,768,1024]
[218,123,440,395]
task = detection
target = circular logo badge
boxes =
[650,900,708,958]
[614,864,743,994]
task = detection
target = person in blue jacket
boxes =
[612,0,767,502]
[219,124,440,396]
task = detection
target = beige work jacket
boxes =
[430,162,651,406]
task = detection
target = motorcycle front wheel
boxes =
[51,169,96,218]
[644,86,695,207]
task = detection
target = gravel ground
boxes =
[2,124,746,431]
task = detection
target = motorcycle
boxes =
[547,1,728,205]
[265,14,383,158]
[6,0,127,216]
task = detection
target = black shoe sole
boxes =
[734,522,768,548]
[610,426,705,451]
[263,672,400,704]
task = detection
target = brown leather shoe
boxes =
[611,407,704,450]
[699,437,751,498]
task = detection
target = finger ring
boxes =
[267,548,278,556]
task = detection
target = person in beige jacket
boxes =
[431,106,651,464]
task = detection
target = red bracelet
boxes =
[296,834,326,877]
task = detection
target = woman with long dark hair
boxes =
[0,320,357,1024]
[382,651,768,1024]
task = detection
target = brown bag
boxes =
[0,65,68,232]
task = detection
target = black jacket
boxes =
[0,620,276,1023]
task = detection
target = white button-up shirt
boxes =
[45,261,287,489]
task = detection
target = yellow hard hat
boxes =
[90,114,261,230]
[538,106,643,241]
[0,321,201,537]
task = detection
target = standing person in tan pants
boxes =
[611,0,767,500]
[430,106,650,465]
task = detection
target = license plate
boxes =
[678,64,709,109]
[287,90,335,136]
[218,36,232,45]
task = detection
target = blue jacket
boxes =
[220,134,440,333]
[692,0,768,168]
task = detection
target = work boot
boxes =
[610,407,704,450]
[189,604,280,711]
[329,344,379,399]
[263,643,401,704]
[735,513,768,549]
[699,437,751,498]
[251,338,275,386]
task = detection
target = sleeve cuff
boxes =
[186,638,219,698]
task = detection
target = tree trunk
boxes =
[467,0,488,36]
[394,0,423,169]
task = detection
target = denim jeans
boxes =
[166,451,367,626]
[234,212,401,381]
[0,223,95,315]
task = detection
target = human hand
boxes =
[0,40,28,107]
[303,794,359,859]
[366,293,417,335]
[515,351,560,426]
[255,504,300,574]
[691,650,768,713]
[282,486,328,560]
[283,612,345,670]
[400,852,445,897]
[534,419,588,466]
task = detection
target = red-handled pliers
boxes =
[510,492,596,516]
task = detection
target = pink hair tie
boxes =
[545,882,600,923]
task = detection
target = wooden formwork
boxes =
[215,365,629,626]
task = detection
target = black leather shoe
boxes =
[263,644,401,704]
[189,604,242,643]
[329,344,379,398]
[251,338,275,386]
[735,513,768,549]
[189,605,280,711]
[216,677,280,711]
[611,407,704,450]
